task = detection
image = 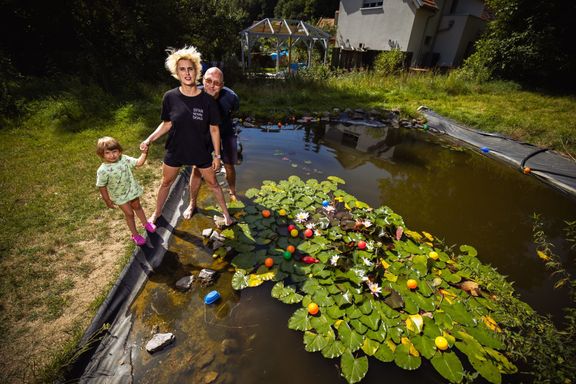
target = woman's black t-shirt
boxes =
[161,88,222,166]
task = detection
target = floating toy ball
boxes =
[288,224,296,232]
[481,147,490,153]
[304,228,314,238]
[262,209,271,218]
[406,279,418,290]
[264,257,274,267]
[302,256,319,264]
[322,200,329,207]
[523,167,532,174]
[283,251,292,260]
[357,240,367,250]
[435,336,449,351]
[279,209,287,216]
[290,229,299,237]
[423,123,429,130]
[204,290,221,305]
[307,302,319,315]
[287,245,296,253]
[429,251,439,260]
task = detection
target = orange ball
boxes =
[287,245,296,253]
[307,302,319,315]
[523,167,532,174]
[262,209,271,218]
[407,279,418,290]
[264,257,274,267]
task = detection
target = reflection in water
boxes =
[126,123,575,383]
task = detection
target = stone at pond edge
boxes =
[202,228,213,238]
[195,351,216,369]
[175,275,194,291]
[204,371,219,384]
[198,269,217,285]
[146,332,175,353]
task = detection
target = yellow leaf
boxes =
[482,315,502,333]
[247,271,276,287]
[345,203,350,210]
[423,231,434,241]
[405,314,424,334]
[404,229,422,242]
[401,337,420,357]
[386,339,397,352]
[380,258,390,269]
[335,196,344,202]
[537,250,551,261]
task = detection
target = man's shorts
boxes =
[221,135,238,165]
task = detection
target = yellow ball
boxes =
[279,209,287,216]
[290,229,299,237]
[435,336,449,351]
[429,251,439,260]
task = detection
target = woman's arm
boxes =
[140,121,172,151]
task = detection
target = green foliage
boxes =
[462,0,575,90]
[373,49,405,76]
[224,176,538,383]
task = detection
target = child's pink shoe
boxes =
[132,234,146,246]
[145,221,156,233]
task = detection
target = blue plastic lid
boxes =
[204,290,221,305]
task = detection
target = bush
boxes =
[373,49,405,75]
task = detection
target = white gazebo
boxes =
[239,18,331,74]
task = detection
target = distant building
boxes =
[333,0,491,69]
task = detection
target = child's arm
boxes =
[135,146,148,167]
[99,187,115,208]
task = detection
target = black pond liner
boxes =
[61,168,192,383]
[419,106,576,197]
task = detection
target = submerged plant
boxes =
[221,176,542,383]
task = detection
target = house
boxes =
[333,0,491,69]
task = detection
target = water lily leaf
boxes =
[326,305,345,319]
[313,289,335,307]
[340,351,369,384]
[247,271,275,287]
[311,314,333,334]
[361,338,380,356]
[304,330,329,352]
[484,347,517,374]
[413,255,428,265]
[346,305,363,319]
[441,302,476,326]
[405,314,424,334]
[338,322,363,352]
[327,175,345,184]
[383,290,404,309]
[271,282,303,304]
[288,308,312,331]
[412,291,436,311]
[459,245,478,257]
[423,317,441,338]
[417,280,434,297]
[394,342,421,370]
[376,301,400,319]
[411,335,436,359]
[465,324,504,349]
[373,341,395,362]
[322,339,346,359]
[231,270,248,290]
[333,290,354,307]
[350,319,368,334]
[302,279,322,295]
[359,311,381,330]
[469,355,502,384]
[245,188,259,198]
[430,351,464,383]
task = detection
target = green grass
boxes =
[0,70,574,382]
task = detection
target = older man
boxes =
[184,67,240,219]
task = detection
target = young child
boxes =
[96,136,156,246]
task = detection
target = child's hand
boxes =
[104,200,115,209]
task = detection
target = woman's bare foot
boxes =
[183,204,198,219]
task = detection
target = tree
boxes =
[463,0,576,91]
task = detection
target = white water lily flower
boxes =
[367,281,382,297]
[305,222,316,229]
[314,229,322,236]
[323,205,336,213]
[353,268,366,280]
[330,254,340,266]
[363,219,373,228]
[295,211,309,223]
[362,257,373,267]
[366,241,375,251]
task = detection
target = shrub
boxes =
[373,49,405,75]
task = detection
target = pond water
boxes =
[127,123,576,383]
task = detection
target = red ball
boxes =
[357,241,367,250]
[304,228,314,238]
[288,224,296,232]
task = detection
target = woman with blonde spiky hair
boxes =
[140,46,234,227]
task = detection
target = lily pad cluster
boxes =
[223,176,517,383]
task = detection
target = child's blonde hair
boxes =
[96,136,123,157]
[165,46,203,81]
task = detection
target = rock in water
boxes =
[146,332,175,353]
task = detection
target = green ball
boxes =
[283,251,292,260]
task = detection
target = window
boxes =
[362,1,383,8]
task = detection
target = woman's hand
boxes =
[139,139,150,151]
[212,157,222,171]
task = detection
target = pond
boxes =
[126,123,576,383]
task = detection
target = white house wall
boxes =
[336,0,418,51]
